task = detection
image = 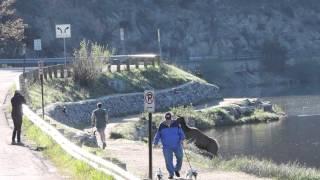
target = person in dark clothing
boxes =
[11,90,26,145]
[153,112,185,179]
[91,102,108,149]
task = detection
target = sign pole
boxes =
[64,38,67,67]
[38,60,44,120]
[144,90,155,179]
[23,44,26,77]
[148,112,152,180]
[157,29,162,59]
[41,73,44,119]
[120,28,125,55]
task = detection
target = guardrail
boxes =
[0,54,160,68]
[23,105,139,180]
[16,71,140,180]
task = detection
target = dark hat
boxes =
[165,112,172,119]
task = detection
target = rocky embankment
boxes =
[45,81,220,126]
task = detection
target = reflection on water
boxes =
[206,116,320,168]
[207,85,320,168]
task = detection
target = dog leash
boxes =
[182,143,193,170]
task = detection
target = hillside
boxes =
[13,0,320,60]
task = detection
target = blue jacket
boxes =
[153,120,185,149]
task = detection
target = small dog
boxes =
[155,168,163,180]
[186,168,198,180]
[177,117,219,157]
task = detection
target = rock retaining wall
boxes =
[45,81,220,125]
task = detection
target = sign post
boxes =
[144,90,155,180]
[22,44,26,76]
[56,24,71,67]
[38,60,44,119]
[120,28,125,54]
[157,29,162,59]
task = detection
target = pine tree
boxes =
[0,0,24,58]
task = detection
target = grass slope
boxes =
[23,117,114,180]
[29,64,203,109]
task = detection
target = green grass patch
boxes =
[189,152,320,180]
[29,63,203,109]
[111,104,282,141]
[23,117,114,180]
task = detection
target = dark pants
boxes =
[12,114,22,143]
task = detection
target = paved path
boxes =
[0,69,62,180]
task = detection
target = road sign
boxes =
[34,39,42,51]
[56,24,71,38]
[144,90,155,112]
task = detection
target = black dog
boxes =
[177,117,219,157]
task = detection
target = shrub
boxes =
[260,39,288,73]
[73,40,112,87]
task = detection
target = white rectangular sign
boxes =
[34,39,42,51]
[144,90,155,113]
[56,24,71,38]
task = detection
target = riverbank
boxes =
[38,112,320,180]
[110,98,284,141]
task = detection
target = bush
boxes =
[260,39,288,73]
[73,40,112,87]
[287,59,320,83]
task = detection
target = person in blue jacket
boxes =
[153,112,185,179]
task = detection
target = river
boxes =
[205,85,320,168]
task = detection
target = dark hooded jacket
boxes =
[11,92,26,116]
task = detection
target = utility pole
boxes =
[120,27,126,54]
[157,29,162,59]
[22,44,26,76]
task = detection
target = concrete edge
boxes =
[17,73,140,180]
[23,105,139,180]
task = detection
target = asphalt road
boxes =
[0,69,62,180]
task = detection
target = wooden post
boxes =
[152,59,155,67]
[60,65,64,78]
[126,59,130,71]
[67,66,72,77]
[116,61,121,72]
[108,64,112,72]
[33,70,39,82]
[156,56,161,66]
[48,67,53,79]
[143,60,146,68]
[43,68,48,80]
[53,66,58,78]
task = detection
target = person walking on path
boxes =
[91,102,108,149]
[11,90,26,145]
[153,112,185,179]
